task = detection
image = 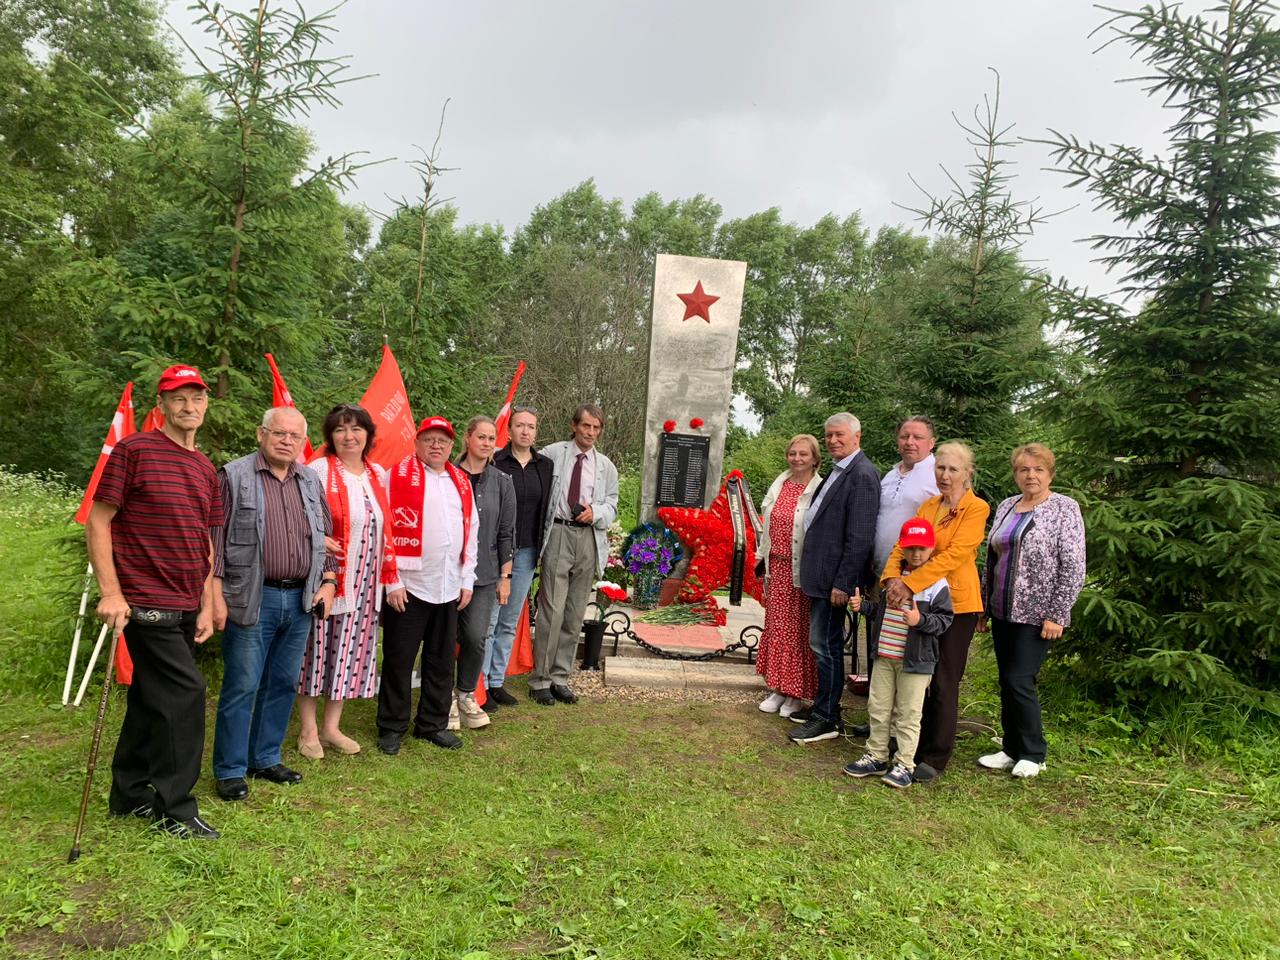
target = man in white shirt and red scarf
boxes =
[377,416,478,754]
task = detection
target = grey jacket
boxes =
[461,462,516,587]
[982,493,1086,627]
[218,454,329,627]
[858,578,954,675]
[538,440,620,577]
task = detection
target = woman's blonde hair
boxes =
[1011,442,1056,477]
[787,434,821,468]
[935,441,977,489]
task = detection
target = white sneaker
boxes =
[456,691,491,730]
[977,750,1016,771]
[447,696,461,731]
[1011,759,1046,779]
[778,697,804,719]
[758,691,786,714]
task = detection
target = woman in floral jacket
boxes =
[978,443,1086,779]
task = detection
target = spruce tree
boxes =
[1042,0,1280,695]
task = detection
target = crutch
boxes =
[63,563,94,705]
[68,624,123,863]
[72,623,110,707]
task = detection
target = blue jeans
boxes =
[808,598,852,723]
[482,546,537,688]
[214,586,312,779]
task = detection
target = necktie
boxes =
[567,452,586,513]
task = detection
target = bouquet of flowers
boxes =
[593,580,629,616]
[621,522,684,608]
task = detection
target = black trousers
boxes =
[109,611,205,821]
[377,593,457,737]
[991,617,1052,763]
[914,612,979,772]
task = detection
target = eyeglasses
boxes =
[419,436,453,447]
[264,429,306,444]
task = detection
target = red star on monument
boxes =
[677,280,719,323]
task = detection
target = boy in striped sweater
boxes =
[843,518,953,788]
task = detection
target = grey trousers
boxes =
[456,581,498,693]
[532,523,597,690]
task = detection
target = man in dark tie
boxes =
[790,412,880,744]
[530,405,619,705]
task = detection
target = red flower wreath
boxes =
[657,470,764,605]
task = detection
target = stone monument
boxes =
[640,254,747,522]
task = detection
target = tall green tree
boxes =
[900,73,1052,457]
[1042,0,1280,695]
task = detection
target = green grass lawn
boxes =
[1,469,1277,959]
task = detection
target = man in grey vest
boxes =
[211,407,337,801]
[531,404,619,705]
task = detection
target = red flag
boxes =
[75,383,137,524]
[264,353,314,461]
[359,345,416,470]
[140,407,165,432]
[493,361,526,449]
[506,601,534,676]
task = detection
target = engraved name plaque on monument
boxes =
[655,432,711,509]
[640,254,747,522]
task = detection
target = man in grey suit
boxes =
[790,412,880,744]
[532,404,619,705]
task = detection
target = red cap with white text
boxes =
[897,518,936,549]
[156,364,209,394]
[416,416,456,439]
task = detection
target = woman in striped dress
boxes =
[296,404,403,758]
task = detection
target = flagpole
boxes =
[62,563,94,705]
[73,623,109,708]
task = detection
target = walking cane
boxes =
[68,624,122,863]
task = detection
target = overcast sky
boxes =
[162,0,1232,302]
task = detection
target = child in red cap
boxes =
[842,518,954,788]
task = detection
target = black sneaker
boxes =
[481,697,500,715]
[488,686,519,706]
[377,733,402,755]
[155,815,220,840]
[108,801,154,820]
[881,763,913,789]
[787,717,844,743]
[787,707,812,724]
[842,754,889,778]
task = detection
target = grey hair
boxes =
[261,406,307,432]
[825,412,861,434]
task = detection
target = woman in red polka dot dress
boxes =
[755,435,823,716]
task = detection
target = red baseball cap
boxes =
[416,415,455,439]
[898,518,936,549]
[157,364,209,394]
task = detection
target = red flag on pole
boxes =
[74,383,136,524]
[139,407,165,432]
[264,353,315,461]
[493,360,527,449]
[359,344,417,470]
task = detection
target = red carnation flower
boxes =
[690,417,705,429]
[663,419,676,433]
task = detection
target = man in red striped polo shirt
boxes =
[85,364,223,840]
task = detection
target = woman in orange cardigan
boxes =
[880,441,989,782]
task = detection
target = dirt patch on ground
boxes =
[7,917,150,957]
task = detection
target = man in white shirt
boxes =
[377,417,479,753]
[873,417,939,578]
[532,404,619,705]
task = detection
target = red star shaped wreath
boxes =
[657,470,765,605]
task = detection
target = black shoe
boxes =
[247,763,303,785]
[788,717,844,744]
[488,685,519,706]
[109,800,154,820]
[851,723,871,738]
[550,684,578,704]
[787,707,812,724]
[912,762,941,783]
[215,777,249,801]
[530,687,556,706]
[481,697,500,715]
[155,815,220,840]
[422,730,463,750]
[377,733,401,755]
